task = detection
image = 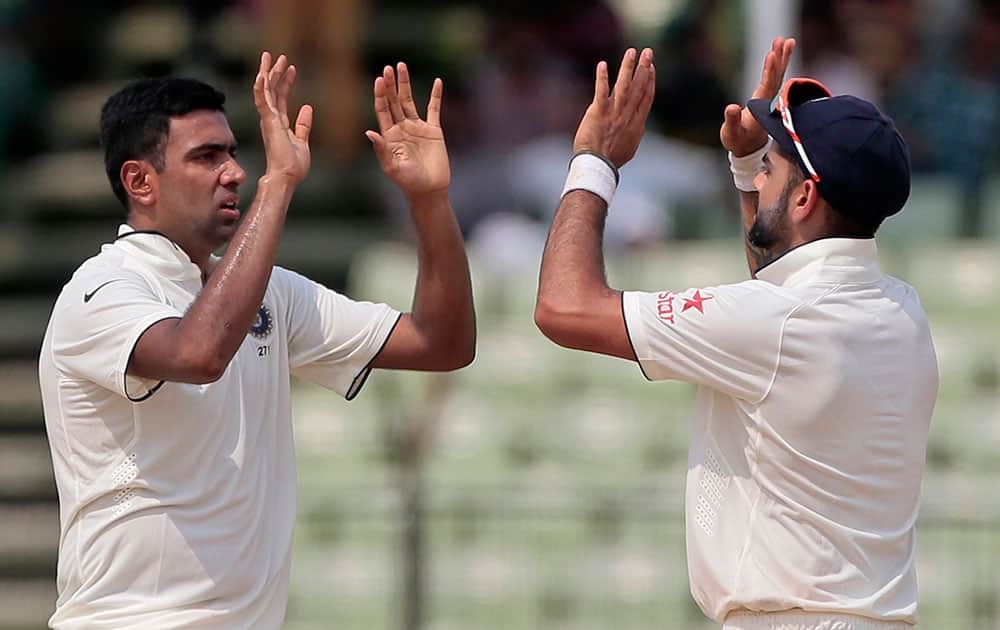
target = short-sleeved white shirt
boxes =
[39,226,400,629]
[623,238,937,625]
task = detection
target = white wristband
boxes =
[728,138,772,192]
[561,152,619,207]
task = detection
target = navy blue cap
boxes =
[747,89,911,229]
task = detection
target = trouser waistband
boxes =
[723,611,914,630]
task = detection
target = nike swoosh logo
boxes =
[84,279,124,303]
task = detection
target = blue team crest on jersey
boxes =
[250,304,273,339]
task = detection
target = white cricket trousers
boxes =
[723,611,914,630]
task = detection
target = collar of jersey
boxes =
[754,237,879,287]
[114,224,203,282]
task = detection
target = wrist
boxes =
[562,152,618,207]
[406,188,450,212]
[728,139,771,192]
[258,173,298,193]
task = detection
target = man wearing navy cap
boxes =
[536,38,938,629]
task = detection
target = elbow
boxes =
[534,297,579,349]
[438,334,476,371]
[174,345,229,384]
[193,358,228,384]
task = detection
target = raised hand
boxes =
[253,51,313,184]
[366,63,449,198]
[573,48,655,169]
[720,37,795,157]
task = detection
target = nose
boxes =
[221,158,247,187]
[753,170,765,192]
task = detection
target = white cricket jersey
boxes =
[39,225,400,629]
[622,238,937,625]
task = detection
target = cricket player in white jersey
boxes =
[535,39,938,629]
[38,52,475,628]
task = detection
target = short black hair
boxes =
[771,140,876,238]
[100,77,226,208]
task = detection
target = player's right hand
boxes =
[253,51,313,185]
[573,47,655,169]
[720,37,795,157]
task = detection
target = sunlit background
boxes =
[1,0,998,628]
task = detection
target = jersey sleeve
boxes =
[275,267,401,400]
[50,272,183,401]
[622,281,795,401]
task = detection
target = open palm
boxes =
[720,38,795,157]
[367,63,450,196]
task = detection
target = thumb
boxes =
[365,130,391,165]
[365,130,385,150]
[723,104,742,127]
[295,104,313,142]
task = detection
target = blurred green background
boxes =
[1,0,997,628]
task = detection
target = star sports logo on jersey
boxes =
[250,304,273,339]
[657,290,713,325]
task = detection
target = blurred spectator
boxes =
[262,0,366,161]
[388,1,619,242]
[798,0,880,104]
[650,1,734,147]
[0,3,44,176]
[884,0,999,237]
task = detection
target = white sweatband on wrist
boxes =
[561,152,619,207]
[728,138,772,192]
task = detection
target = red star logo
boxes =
[681,290,713,314]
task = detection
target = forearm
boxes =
[738,190,768,276]
[535,190,618,341]
[177,176,294,367]
[407,190,475,356]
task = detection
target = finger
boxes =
[593,60,610,109]
[396,62,420,119]
[267,54,289,95]
[622,53,652,115]
[753,50,781,99]
[635,60,656,120]
[253,51,271,113]
[382,65,405,123]
[426,77,443,127]
[365,129,385,151]
[373,77,393,133]
[723,103,742,126]
[294,104,313,142]
[612,48,637,106]
[629,48,654,112]
[265,54,289,113]
[258,51,272,81]
[779,38,796,74]
[364,130,391,169]
[719,103,742,146]
[253,63,266,113]
[275,64,297,125]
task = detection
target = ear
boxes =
[789,178,821,224]
[120,160,157,208]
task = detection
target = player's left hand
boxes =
[720,37,795,157]
[366,63,450,198]
[573,47,655,169]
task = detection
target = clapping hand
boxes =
[366,63,449,198]
[720,38,795,157]
[253,51,312,184]
[572,48,656,169]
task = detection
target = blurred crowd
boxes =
[1,0,997,247]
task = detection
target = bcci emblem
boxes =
[250,304,273,340]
